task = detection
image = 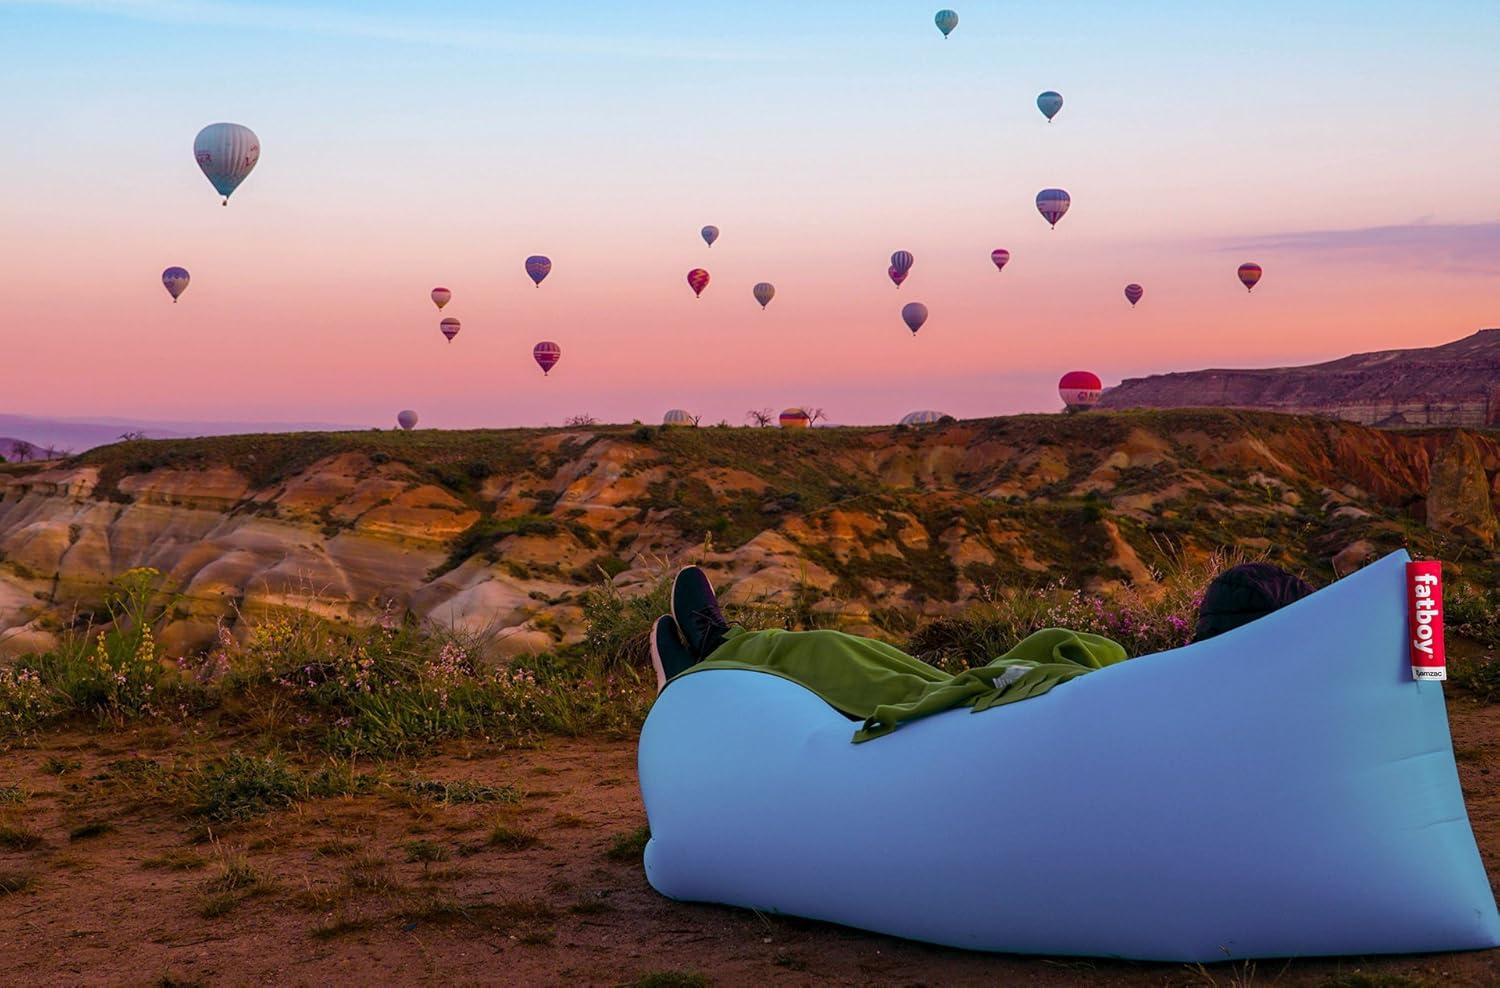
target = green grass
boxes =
[398,778,519,806]
[189,751,303,822]
[605,825,650,862]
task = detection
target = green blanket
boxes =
[674,626,1127,742]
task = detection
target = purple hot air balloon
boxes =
[1124,284,1144,307]
[901,302,929,336]
[701,225,720,247]
[162,266,190,302]
[440,317,461,342]
[991,249,1011,273]
[533,341,562,376]
[525,255,552,287]
[888,266,908,288]
[891,251,915,276]
[1036,189,1071,228]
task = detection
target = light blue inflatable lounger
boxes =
[638,550,1500,962]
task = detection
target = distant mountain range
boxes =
[1100,328,1500,428]
[0,413,362,454]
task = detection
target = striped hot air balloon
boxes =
[779,408,812,429]
[1058,371,1103,412]
[701,225,720,247]
[440,317,461,342]
[901,302,929,336]
[900,410,949,427]
[663,409,697,427]
[1036,189,1071,228]
[891,251,915,276]
[533,341,562,376]
[526,255,552,286]
[193,123,260,204]
[1124,284,1144,307]
[1037,91,1064,122]
[431,287,452,310]
[396,410,419,431]
[162,266,190,302]
[934,9,958,37]
[687,268,710,297]
[1238,263,1263,292]
[991,249,1011,273]
[753,282,776,309]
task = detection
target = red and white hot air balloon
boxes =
[431,287,451,310]
[991,249,1011,273]
[1058,371,1103,412]
[687,268,710,297]
[779,408,812,429]
[533,341,562,376]
[1238,263,1263,292]
[1124,284,1144,307]
[440,317,461,342]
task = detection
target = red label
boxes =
[1407,561,1446,681]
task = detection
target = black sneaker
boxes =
[671,566,729,660]
[650,615,695,692]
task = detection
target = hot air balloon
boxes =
[1037,91,1064,122]
[934,9,958,37]
[1238,263,1263,292]
[779,408,812,429]
[900,410,949,427]
[1058,371,1103,412]
[533,341,562,376]
[753,282,776,309]
[687,268,711,298]
[888,266,909,288]
[431,287,452,310]
[1036,189,1071,228]
[526,255,552,287]
[1124,284,1144,307]
[193,123,260,204]
[161,267,190,302]
[901,302,929,336]
[440,317,461,342]
[397,410,419,431]
[891,251,915,276]
[991,249,1011,273]
[663,409,697,428]
[701,225,720,247]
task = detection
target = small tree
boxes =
[563,413,599,427]
[806,407,829,426]
[8,441,30,463]
[746,408,774,428]
[118,431,146,442]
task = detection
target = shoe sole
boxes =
[649,616,670,693]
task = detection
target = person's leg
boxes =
[650,615,695,693]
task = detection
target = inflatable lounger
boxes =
[638,550,1500,962]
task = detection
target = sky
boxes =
[1,0,1497,430]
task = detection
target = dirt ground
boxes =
[3,698,1500,987]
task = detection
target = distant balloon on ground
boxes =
[1238,262,1263,292]
[193,123,259,204]
[440,317,461,342]
[396,410,419,431]
[900,410,949,427]
[663,409,697,427]
[753,282,776,309]
[1036,189,1071,228]
[533,341,562,376]
[525,256,552,286]
[934,9,958,37]
[162,267,190,302]
[687,268,711,297]
[1124,284,1144,307]
[431,287,451,310]
[1058,371,1104,412]
[1037,91,1064,121]
[779,408,812,429]
[901,302,929,335]
[701,225,720,247]
[990,249,1011,273]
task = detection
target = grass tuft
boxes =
[605,825,650,862]
[487,822,541,852]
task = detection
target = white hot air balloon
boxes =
[662,409,697,427]
[900,410,949,427]
[193,123,260,204]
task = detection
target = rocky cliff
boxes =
[1100,329,1500,428]
[0,410,1496,658]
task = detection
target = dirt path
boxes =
[3,700,1499,987]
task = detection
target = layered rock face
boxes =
[1100,329,1500,428]
[0,411,1495,659]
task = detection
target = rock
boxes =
[1333,540,1377,576]
[1427,433,1499,547]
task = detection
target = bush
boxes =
[1447,581,1499,649]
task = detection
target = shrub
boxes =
[1447,581,1499,649]
[190,751,303,822]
